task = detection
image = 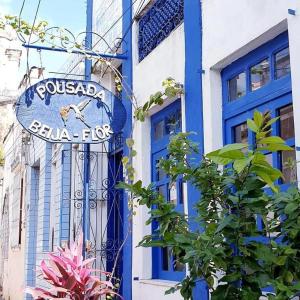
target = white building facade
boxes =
[127,1,300,299]
[1,1,300,300]
[0,28,23,300]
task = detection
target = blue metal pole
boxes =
[121,0,133,298]
[83,0,93,257]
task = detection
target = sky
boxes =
[0,0,86,79]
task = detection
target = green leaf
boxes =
[216,215,235,233]
[251,163,283,180]
[174,234,191,244]
[165,87,177,98]
[247,119,259,133]
[284,202,298,214]
[258,136,286,144]
[142,101,150,111]
[274,256,287,266]
[207,276,214,288]
[126,138,134,148]
[219,150,245,159]
[206,150,234,165]
[253,169,278,193]
[219,143,248,154]
[143,240,165,247]
[284,271,293,283]
[233,156,253,174]
[254,110,263,127]
[130,150,137,157]
[222,272,241,283]
[122,156,129,165]
[257,144,293,152]
[262,116,280,130]
[153,91,163,102]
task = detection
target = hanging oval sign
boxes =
[16,78,127,144]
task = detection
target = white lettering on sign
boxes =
[36,81,105,102]
[28,120,113,143]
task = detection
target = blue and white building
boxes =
[129,1,300,298]
[1,1,300,300]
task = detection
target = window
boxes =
[154,120,165,141]
[279,105,294,140]
[138,0,184,61]
[233,123,248,143]
[151,100,185,281]
[279,105,296,184]
[228,72,246,101]
[224,33,291,105]
[250,59,270,91]
[275,47,290,79]
[223,32,294,189]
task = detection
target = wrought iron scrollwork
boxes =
[74,190,83,200]
[99,239,123,262]
[63,148,124,278]
[138,0,184,61]
[78,152,96,161]
[89,200,97,209]
[89,189,97,200]
[74,200,83,209]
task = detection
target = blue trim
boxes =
[107,152,124,281]
[288,9,296,16]
[82,0,93,257]
[223,32,294,193]
[222,32,290,119]
[184,1,209,299]
[42,143,53,252]
[59,146,72,242]
[121,0,133,298]
[22,44,127,60]
[151,100,181,153]
[24,166,40,296]
[150,100,185,281]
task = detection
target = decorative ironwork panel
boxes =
[62,143,124,285]
[138,0,184,61]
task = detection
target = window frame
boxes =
[223,31,294,190]
[222,32,291,122]
[274,45,291,80]
[150,99,185,281]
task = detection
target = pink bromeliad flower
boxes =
[26,233,122,300]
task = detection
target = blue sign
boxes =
[16,78,127,144]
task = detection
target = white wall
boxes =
[131,17,185,299]
[1,123,26,300]
[131,1,300,299]
[202,0,300,154]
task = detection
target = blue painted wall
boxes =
[24,166,39,300]
[184,0,209,299]
[59,146,72,242]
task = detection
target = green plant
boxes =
[120,110,300,299]
[134,78,183,122]
[26,233,121,299]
